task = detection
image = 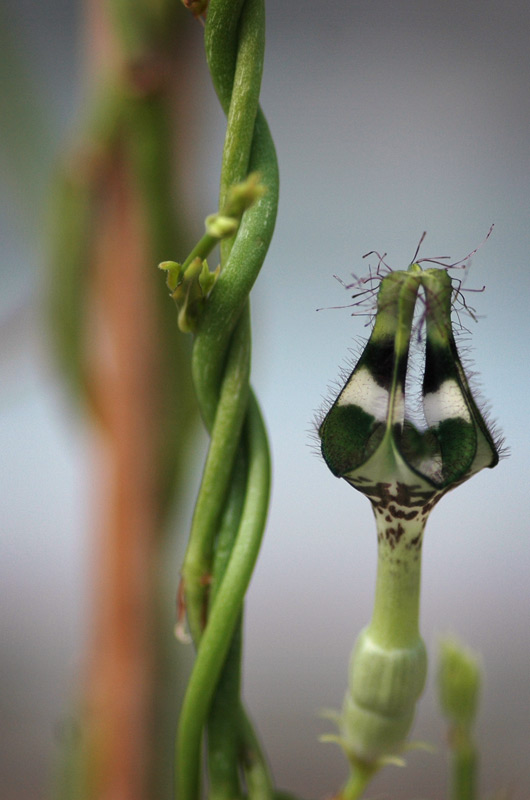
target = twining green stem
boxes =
[194,0,278,423]
[205,454,247,800]
[182,309,251,642]
[238,708,275,799]
[192,114,278,423]
[205,453,274,800]
[217,0,264,261]
[204,389,274,800]
[206,624,244,800]
[176,394,271,800]
[176,2,278,798]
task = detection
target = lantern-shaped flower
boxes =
[320,264,498,502]
[319,258,500,786]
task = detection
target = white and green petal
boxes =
[421,268,499,485]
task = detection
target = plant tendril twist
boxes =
[173,2,279,798]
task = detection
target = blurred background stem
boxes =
[49,1,199,797]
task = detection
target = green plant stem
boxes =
[239,709,275,800]
[193,0,278,423]
[206,454,247,800]
[339,509,428,766]
[450,728,477,800]
[192,114,278,423]
[182,308,251,642]
[176,393,271,800]
[338,761,377,800]
[368,514,425,649]
[205,454,274,800]
[201,6,277,795]
[207,624,244,800]
[217,0,264,261]
[176,1,278,797]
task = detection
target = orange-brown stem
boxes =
[82,147,159,800]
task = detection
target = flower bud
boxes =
[159,257,220,333]
[438,637,481,730]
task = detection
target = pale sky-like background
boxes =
[2,2,530,799]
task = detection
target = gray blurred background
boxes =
[2,1,529,798]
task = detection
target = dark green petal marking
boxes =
[320,405,382,477]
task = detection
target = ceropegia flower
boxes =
[319,263,499,506]
[318,252,500,781]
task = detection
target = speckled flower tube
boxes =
[319,259,499,796]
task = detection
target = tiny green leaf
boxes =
[158,260,183,293]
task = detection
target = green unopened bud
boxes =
[205,213,239,239]
[223,171,266,217]
[438,638,481,729]
[159,260,183,292]
[159,257,219,333]
[198,257,219,296]
[205,173,266,240]
[160,174,265,332]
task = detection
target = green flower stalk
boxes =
[319,254,499,792]
[438,637,482,800]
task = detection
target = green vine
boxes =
[172,2,279,798]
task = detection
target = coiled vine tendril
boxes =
[171,1,279,798]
